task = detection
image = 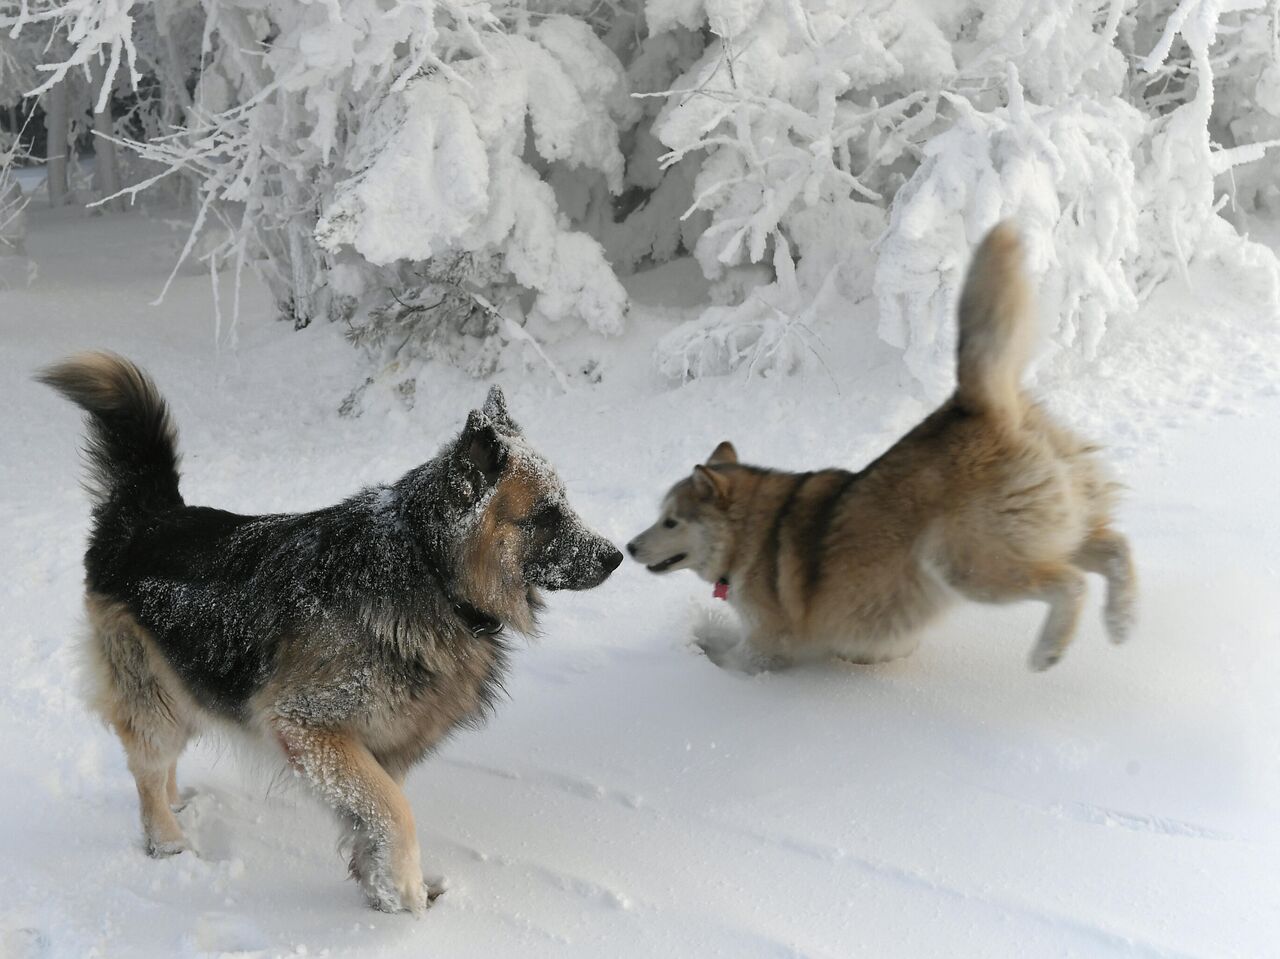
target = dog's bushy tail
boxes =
[38,352,182,511]
[954,222,1034,423]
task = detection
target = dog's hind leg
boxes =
[942,558,1086,671]
[1073,528,1135,644]
[86,595,192,856]
[118,722,190,857]
[1025,565,1087,671]
[273,721,429,914]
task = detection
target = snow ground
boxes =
[1,206,1278,958]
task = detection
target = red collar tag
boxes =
[713,578,729,600]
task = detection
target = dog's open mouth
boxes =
[646,553,687,573]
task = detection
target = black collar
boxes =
[397,499,505,638]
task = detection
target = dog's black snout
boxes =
[603,546,624,574]
[626,541,637,558]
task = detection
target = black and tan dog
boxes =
[629,224,1135,672]
[41,354,621,913]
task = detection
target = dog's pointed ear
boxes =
[692,464,730,503]
[460,409,506,485]
[707,441,738,465]
[482,385,520,435]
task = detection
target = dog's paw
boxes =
[706,644,791,674]
[363,879,412,914]
[1105,599,1134,645]
[361,860,443,916]
[145,836,190,858]
[690,605,742,657]
[397,878,430,917]
[1028,644,1063,672]
[697,640,762,672]
[694,635,742,666]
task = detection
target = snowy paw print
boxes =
[0,927,49,959]
[183,912,267,955]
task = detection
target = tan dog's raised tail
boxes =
[628,223,1135,671]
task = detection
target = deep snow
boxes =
[1,205,1278,958]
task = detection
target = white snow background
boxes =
[2,201,1279,957]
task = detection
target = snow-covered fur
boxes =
[39,353,622,913]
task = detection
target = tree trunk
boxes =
[89,58,123,212]
[44,80,69,206]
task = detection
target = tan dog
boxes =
[628,224,1134,671]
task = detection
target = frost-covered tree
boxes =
[647,0,1280,392]
[0,120,36,287]
[1,128,29,249]
[0,2,173,209]
[5,0,1278,399]
[315,12,636,345]
[4,0,640,365]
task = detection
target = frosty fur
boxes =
[39,352,622,913]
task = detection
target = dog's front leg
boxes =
[273,720,430,914]
[712,628,792,673]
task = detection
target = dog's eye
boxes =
[529,505,561,530]
[663,518,678,529]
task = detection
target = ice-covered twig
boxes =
[474,293,572,393]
